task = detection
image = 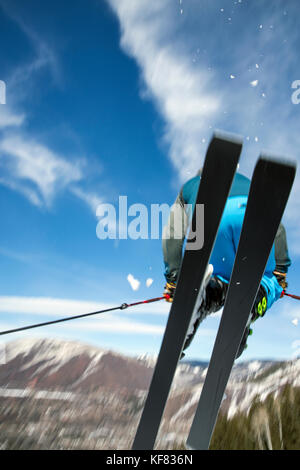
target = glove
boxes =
[251,285,268,322]
[273,270,288,291]
[163,281,176,302]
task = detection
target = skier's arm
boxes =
[274,223,291,273]
[257,224,291,308]
[162,189,188,284]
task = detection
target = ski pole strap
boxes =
[126,296,168,308]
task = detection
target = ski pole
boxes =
[281,291,300,301]
[0,295,169,337]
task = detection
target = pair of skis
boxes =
[132,132,296,450]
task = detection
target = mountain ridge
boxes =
[0,337,299,449]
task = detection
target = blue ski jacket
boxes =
[163,172,291,309]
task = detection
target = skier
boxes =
[162,169,291,358]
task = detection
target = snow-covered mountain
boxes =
[0,337,299,450]
[0,338,153,393]
[162,357,300,427]
[1,338,299,414]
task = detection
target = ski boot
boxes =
[205,276,228,313]
[236,285,268,359]
[181,273,228,359]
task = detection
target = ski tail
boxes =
[187,156,296,450]
[132,132,242,450]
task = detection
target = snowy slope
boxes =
[0,338,153,392]
[1,337,299,421]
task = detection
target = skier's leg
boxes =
[235,285,268,358]
[181,274,228,358]
[236,251,284,359]
[223,197,285,358]
[209,197,282,359]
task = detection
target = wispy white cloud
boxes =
[0,317,164,337]
[0,106,25,129]
[0,295,169,317]
[70,186,103,215]
[107,0,300,250]
[107,0,220,181]
[0,130,103,214]
[63,318,165,336]
[0,3,103,215]
[0,296,108,317]
[0,0,62,88]
[0,134,82,207]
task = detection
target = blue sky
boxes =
[0,0,300,361]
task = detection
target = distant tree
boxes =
[209,386,300,450]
